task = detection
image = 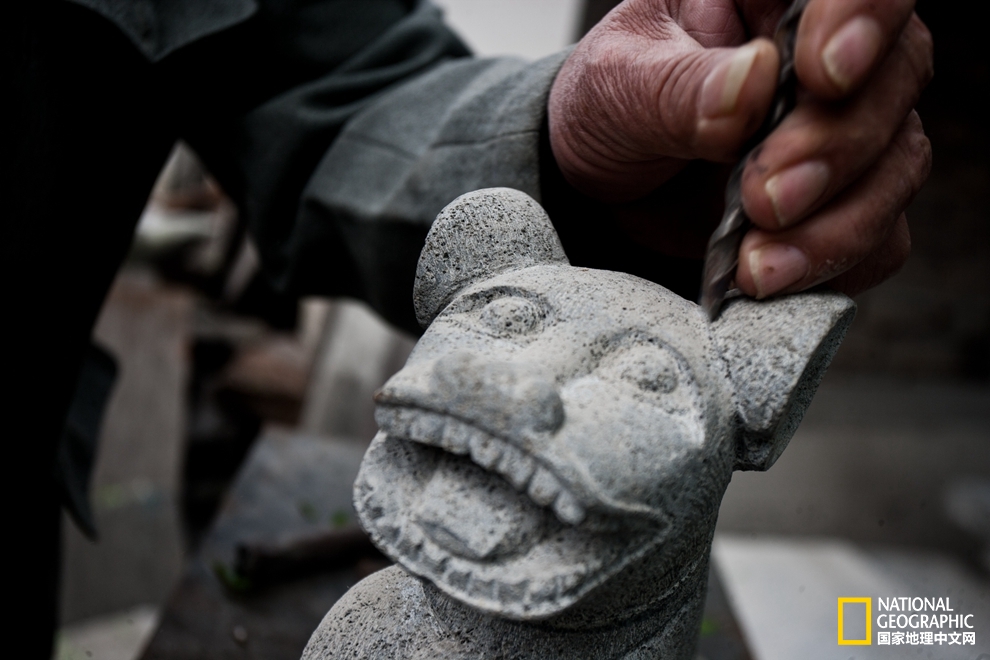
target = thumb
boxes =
[550,35,779,202]
[692,38,780,161]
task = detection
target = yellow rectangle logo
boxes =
[838,597,872,645]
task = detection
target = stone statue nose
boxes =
[431,351,564,435]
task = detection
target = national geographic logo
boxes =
[838,597,978,647]
[837,598,871,645]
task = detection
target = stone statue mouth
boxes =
[354,429,664,620]
[355,402,671,619]
[376,403,589,526]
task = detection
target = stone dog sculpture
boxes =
[303,188,855,659]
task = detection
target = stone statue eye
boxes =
[608,345,679,394]
[478,297,542,336]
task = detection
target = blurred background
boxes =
[53,2,988,659]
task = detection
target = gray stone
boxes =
[303,188,856,659]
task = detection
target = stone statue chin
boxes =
[303,188,855,659]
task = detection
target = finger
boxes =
[735,112,930,298]
[694,39,780,160]
[795,0,919,98]
[741,18,932,230]
[549,31,779,201]
[826,214,911,297]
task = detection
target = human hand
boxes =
[548,0,933,298]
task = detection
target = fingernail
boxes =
[700,43,760,118]
[748,244,810,298]
[822,16,883,92]
[765,161,830,226]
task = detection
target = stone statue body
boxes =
[303,188,855,659]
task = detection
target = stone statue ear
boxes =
[413,188,569,327]
[712,291,856,471]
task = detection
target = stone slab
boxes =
[714,534,990,659]
[140,427,368,660]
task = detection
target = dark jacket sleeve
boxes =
[66,0,259,61]
[184,1,568,334]
[284,50,569,333]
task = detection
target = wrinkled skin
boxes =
[549,0,933,299]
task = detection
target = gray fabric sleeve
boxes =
[279,50,571,333]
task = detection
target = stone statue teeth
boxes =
[303,188,856,659]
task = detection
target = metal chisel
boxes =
[700,0,811,320]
